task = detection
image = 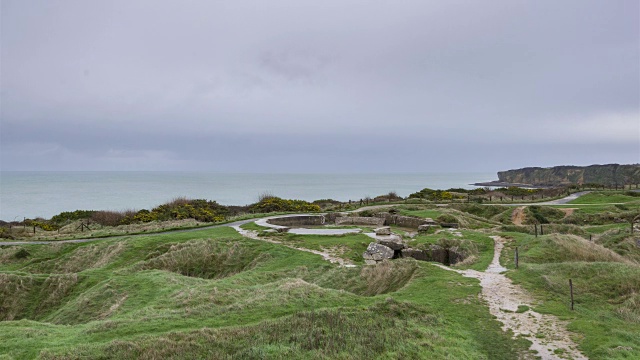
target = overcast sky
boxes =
[1,0,638,173]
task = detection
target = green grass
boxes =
[0,226,531,359]
[3,200,640,359]
[279,233,372,264]
[396,207,444,219]
[239,221,271,231]
[568,192,640,205]
[498,232,640,359]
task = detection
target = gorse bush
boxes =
[123,198,228,224]
[249,196,320,213]
[50,210,96,224]
[409,188,462,201]
[34,199,228,229]
[25,219,60,231]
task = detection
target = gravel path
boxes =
[534,191,592,205]
[434,236,588,360]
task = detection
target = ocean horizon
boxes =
[0,171,496,221]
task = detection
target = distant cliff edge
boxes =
[497,164,640,186]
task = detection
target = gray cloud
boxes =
[1,0,639,172]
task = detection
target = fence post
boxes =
[515,247,519,269]
[569,279,574,310]
[535,224,538,237]
[540,225,544,235]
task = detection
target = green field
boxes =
[1,191,639,359]
[0,226,533,359]
[568,191,640,205]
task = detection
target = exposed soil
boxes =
[558,208,577,218]
[434,236,588,360]
[512,206,527,226]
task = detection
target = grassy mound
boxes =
[311,259,418,296]
[510,262,640,358]
[24,243,127,274]
[38,301,443,360]
[500,231,640,359]
[0,227,529,359]
[520,234,635,265]
[596,231,640,263]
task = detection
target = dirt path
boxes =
[559,208,576,218]
[231,225,356,267]
[434,236,587,360]
[512,206,527,226]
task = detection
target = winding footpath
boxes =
[434,236,588,360]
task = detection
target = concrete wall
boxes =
[324,212,346,223]
[335,217,385,226]
[267,215,325,227]
[375,214,436,229]
[401,245,464,265]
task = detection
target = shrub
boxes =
[0,227,14,239]
[436,214,458,224]
[50,210,95,225]
[249,197,320,213]
[495,187,541,196]
[454,204,508,219]
[358,210,375,217]
[125,199,229,224]
[14,248,30,259]
[624,191,640,197]
[91,210,136,226]
[25,219,60,231]
[408,188,459,201]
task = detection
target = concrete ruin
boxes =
[335,216,385,227]
[401,245,465,266]
[267,215,325,227]
[362,242,395,265]
[375,213,437,228]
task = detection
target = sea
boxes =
[0,172,496,221]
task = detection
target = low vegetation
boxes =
[0,227,530,359]
[500,232,640,359]
[2,187,640,358]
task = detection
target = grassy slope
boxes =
[499,232,640,359]
[0,227,529,359]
